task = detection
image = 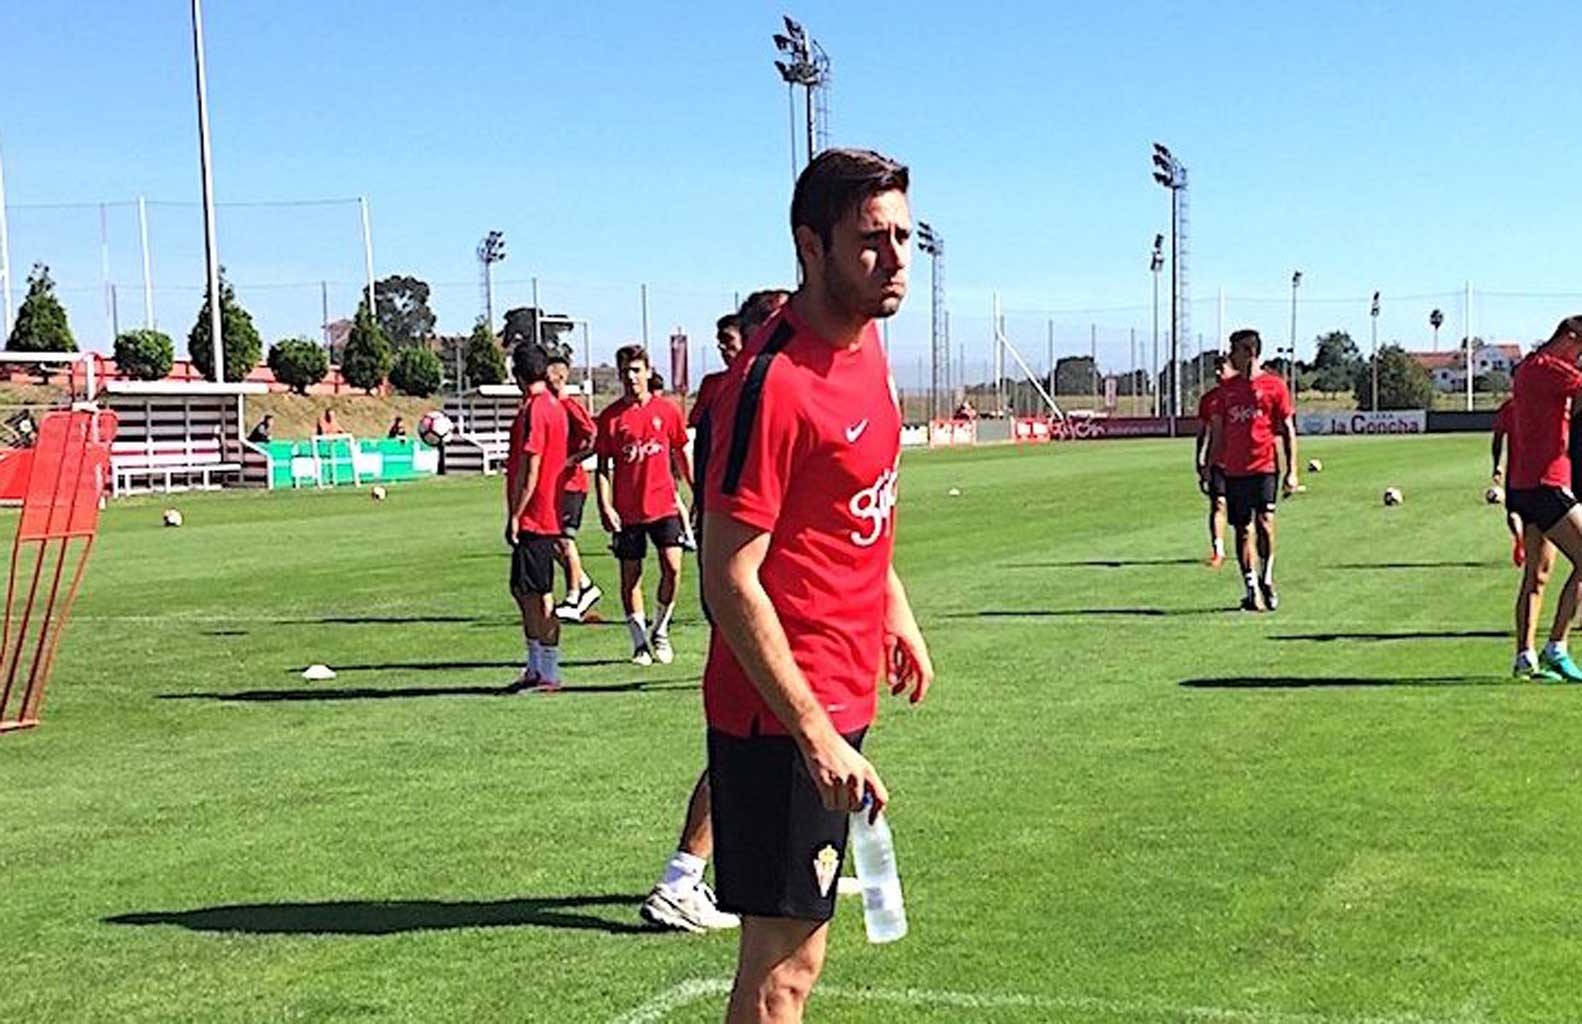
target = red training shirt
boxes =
[690,370,728,429]
[1197,385,1222,428]
[563,396,596,494]
[506,389,569,535]
[1492,398,1513,437]
[595,393,688,524]
[1508,352,1582,489]
[702,305,902,738]
[1215,371,1294,476]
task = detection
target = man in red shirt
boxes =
[1492,397,1526,567]
[702,148,934,1023]
[1506,318,1582,680]
[545,351,603,623]
[595,345,693,666]
[504,344,569,692]
[1195,355,1235,568]
[1208,329,1298,611]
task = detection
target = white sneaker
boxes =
[639,882,739,933]
[576,583,603,616]
[553,598,582,623]
[631,645,654,667]
[651,634,674,664]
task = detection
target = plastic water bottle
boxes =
[849,801,908,943]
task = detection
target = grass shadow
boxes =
[105,894,654,936]
[1271,630,1507,643]
[1004,558,1201,569]
[285,658,630,674]
[947,607,1235,619]
[1181,675,1507,689]
[1328,561,1503,570]
[159,678,699,703]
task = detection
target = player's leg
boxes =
[649,518,684,664]
[1506,506,1526,568]
[519,536,564,691]
[726,918,829,1024]
[616,528,654,664]
[1533,498,1582,681]
[1226,478,1259,610]
[1207,468,1227,568]
[1254,476,1279,611]
[1515,524,1555,678]
[641,770,738,932]
[509,543,542,686]
[1542,563,1582,681]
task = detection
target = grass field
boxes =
[5,432,1578,1023]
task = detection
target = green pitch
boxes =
[4,433,1576,1023]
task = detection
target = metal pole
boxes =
[641,283,649,346]
[786,84,799,188]
[1289,280,1298,392]
[1046,319,1053,389]
[137,196,155,328]
[1217,287,1225,351]
[1169,188,1179,437]
[484,263,495,334]
[191,0,224,381]
[1090,323,1097,409]
[99,203,113,343]
[805,83,816,166]
[0,139,11,340]
[111,282,121,339]
[1151,267,1160,417]
[1465,280,1474,412]
[1371,312,1379,411]
[320,280,329,347]
[359,196,375,316]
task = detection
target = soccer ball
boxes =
[1307,458,1323,473]
[418,410,454,447]
[370,485,387,502]
[1383,487,1404,507]
[1485,486,1504,505]
[162,508,183,528]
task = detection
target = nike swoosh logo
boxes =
[845,420,869,443]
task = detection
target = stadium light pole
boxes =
[1289,270,1302,398]
[191,0,224,381]
[473,230,506,393]
[1370,290,1381,411]
[773,17,830,169]
[1150,234,1163,418]
[1429,307,1444,351]
[918,221,945,421]
[1151,143,1187,437]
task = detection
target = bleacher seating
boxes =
[442,386,523,475]
[110,437,239,496]
[102,382,259,496]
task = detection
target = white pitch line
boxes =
[609,977,1481,1024]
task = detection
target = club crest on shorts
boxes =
[812,843,840,897]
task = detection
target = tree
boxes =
[188,273,262,382]
[113,329,174,381]
[1474,369,1511,394]
[1052,355,1097,395]
[7,264,75,354]
[501,306,573,359]
[466,318,508,387]
[340,303,392,393]
[373,274,437,349]
[1354,344,1434,411]
[1309,331,1362,394]
[389,346,444,397]
[267,338,330,394]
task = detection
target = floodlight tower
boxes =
[917,222,947,420]
[1151,143,1190,435]
[1149,234,1163,417]
[773,15,832,178]
[1429,307,1444,351]
[1289,270,1302,395]
[1370,290,1381,410]
[477,231,506,334]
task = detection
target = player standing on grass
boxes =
[595,346,693,666]
[635,291,793,936]
[1208,329,1297,611]
[546,351,603,622]
[1492,397,1526,567]
[702,148,933,1024]
[1195,354,1234,568]
[504,344,570,692]
[1507,318,1582,681]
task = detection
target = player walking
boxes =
[1195,355,1234,568]
[1208,329,1298,611]
[546,351,603,622]
[595,345,693,666]
[504,344,569,692]
[702,148,933,1024]
[1508,318,1582,681]
[1492,398,1525,567]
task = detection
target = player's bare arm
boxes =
[1491,430,1505,482]
[703,510,889,817]
[510,452,541,543]
[595,454,620,533]
[671,444,694,498]
[1197,419,1215,492]
[1280,415,1299,495]
[884,566,932,705]
[1208,411,1226,471]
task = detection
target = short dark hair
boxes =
[512,342,549,384]
[1212,354,1227,370]
[545,345,570,367]
[1555,316,1582,341]
[715,313,740,335]
[615,344,649,369]
[738,289,791,338]
[1228,329,1263,356]
[790,148,909,259]
[649,371,665,392]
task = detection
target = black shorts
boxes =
[612,514,684,561]
[708,727,867,922]
[1225,472,1278,528]
[510,533,558,597]
[1507,487,1577,534]
[1207,466,1227,500]
[559,491,586,538]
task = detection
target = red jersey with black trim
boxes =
[690,371,728,429]
[595,393,688,524]
[505,389,569,535]
[1509,352,1582,489]
[1216,371,1294,476]
[702,305,902,738]
[563,395,596,494]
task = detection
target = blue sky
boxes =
[2,0,1580,385]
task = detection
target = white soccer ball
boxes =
[162,508,183,528]
[418,410,454,447]
[1383,487,1404,507]
[1307,458,1323,473]
[370,485,387,502]
[1485,486,1504,505]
